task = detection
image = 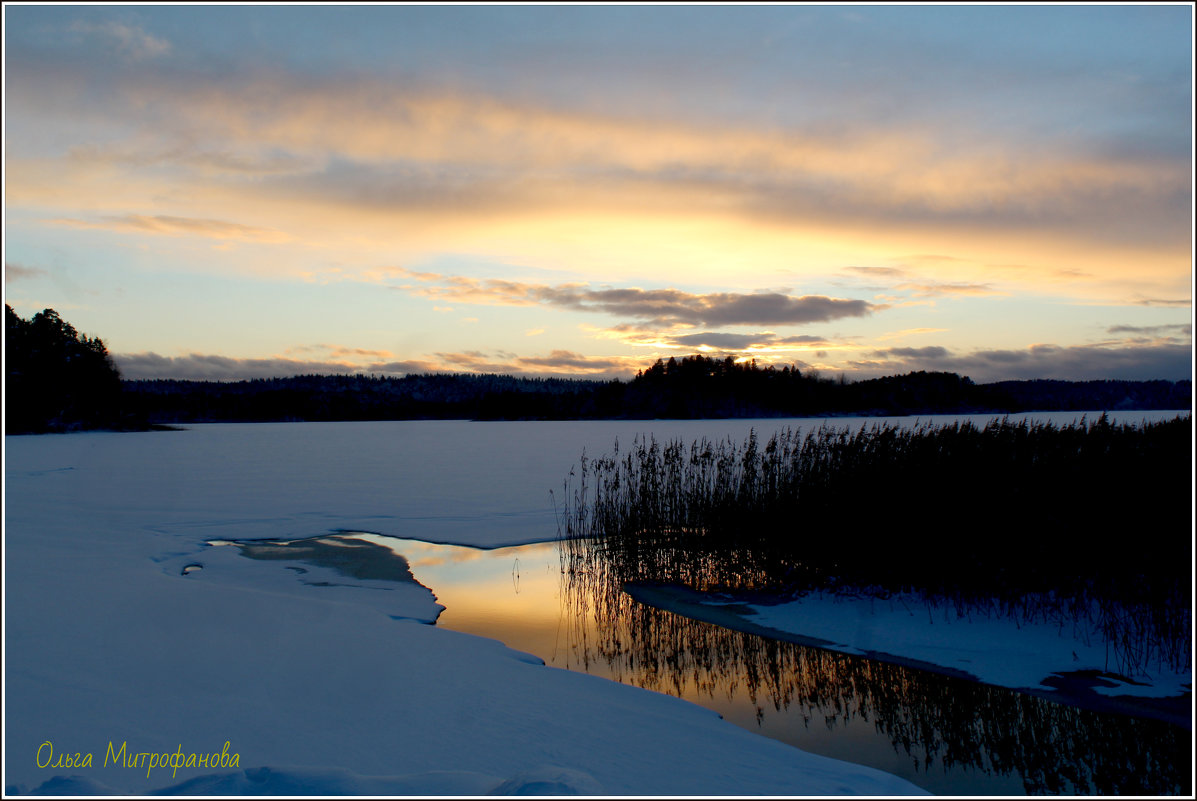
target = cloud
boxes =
[114,352,365,381]
[5,57,1190,307]
[285,344,396,360]
[116,349,647,381]
[844,266,909,279]
[669,332,785,350]
[610,330,833,353]
[968,343,1192,381]
[841,265,1005,298]
[871,346,952,360]
[69,20,170,60]
[67,143,315,177]
[391,269,878,327]
[1134,297,1192,308]
[511,350,637,373]
[8,53,1190,256]
[354,359,444,376]
[849,342,1192,383]
[48,214,291,243]
[4,262,50,283]
[894,281,1005,298]
[368,349,643,378]
[1107,323,1191,338]
[581,289,875,327]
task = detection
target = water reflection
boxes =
[561,574,1189,795]
[215,532,1190,796]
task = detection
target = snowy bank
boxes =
[4,422,928,796]
[624,583,1192,727]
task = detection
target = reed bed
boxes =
[556,415,1192,677]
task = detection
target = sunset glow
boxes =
[4,5,1192,382]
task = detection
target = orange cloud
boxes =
[365,350,647,378]
[894,281,1007,298]
[48,214,290,243]
[7,65,1189,305]
[16,61,1189,240]
[286,344,396,360]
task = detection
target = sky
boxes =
[3,4,1194,383]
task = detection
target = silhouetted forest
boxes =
[120,355,1191,424]
[5,305,127,433]
[120,372,619,424]
[5,311,1192,432]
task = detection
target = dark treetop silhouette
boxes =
[5,305,124,433]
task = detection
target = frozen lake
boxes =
[5,411,1190,795]
[212,530,1190,796]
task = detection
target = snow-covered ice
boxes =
[5,421,933,796]
[5,414,1185,795]
[706,589,1192,700]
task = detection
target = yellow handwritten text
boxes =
[105,740,239,778]
[36,740,239,780]
[36,742,92,770]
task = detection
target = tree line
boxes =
[5,305,125,433]
[4,308,1192,432]
[119,355,1191,424]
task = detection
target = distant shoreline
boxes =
[7,408,1189,436]
[111,368,1192,427]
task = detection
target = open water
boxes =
[221,529,1191,795]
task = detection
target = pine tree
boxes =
[5,305,124,432]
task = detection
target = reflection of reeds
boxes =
[555,415,1192,678]
[556,554,1191,795]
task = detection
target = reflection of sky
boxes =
[344,534,563,627]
